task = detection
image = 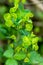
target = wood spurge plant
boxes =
[0,0,43,65]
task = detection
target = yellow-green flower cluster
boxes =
[32,37,39,51]
[22,35,39,51]
[4,0,39,58]
[25,23,33,31]
[10,35,16,40]
[22,36,31,48]
[4,13,14,27]
[15,46,21,53]
[3,0,39,64]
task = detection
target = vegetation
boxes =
[0,0,43,65]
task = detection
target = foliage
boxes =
[0,0,43,65]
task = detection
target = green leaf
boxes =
[14,52,26,60]
[23,63,30,65]
[29,51,43,64]
[39,63,43,65]
[19,3,24,11]
[0,28,7,34]
[0,47,3,58]
[3,48,14,58]
[5,59,18,65]
[0,6,7,15]
[0,32,5,39]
